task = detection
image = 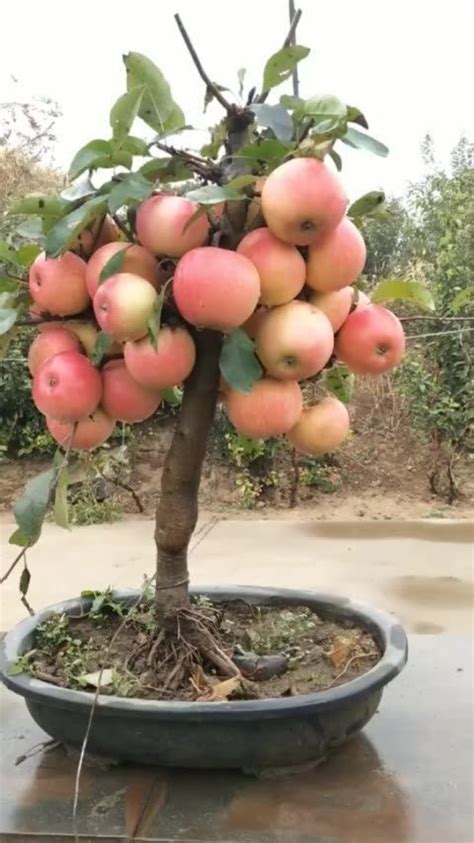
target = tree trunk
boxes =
[154,329,222,621]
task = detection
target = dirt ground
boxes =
[1,377,473,521]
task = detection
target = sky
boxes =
[1,0,473,201]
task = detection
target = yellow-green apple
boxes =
[86,242,158,297]
[306,217,367,292]
[32,351,102,421]
[93,273,158,342]
[28,327,81,376]
[255,300,334,380]
[237,228,306,306]
[226,378,303,438]
[287,397,350,455]
[72,215,120,258]
[242,307,268,340]
[309,287,354,333]
[335,304,406,374]
[124,326,196,390]
[173,246,260,331]
[101,359,161,422]
[46,408,115,450]
[29,251,89,316]
[262,159,347,245]
[136,195,209,257]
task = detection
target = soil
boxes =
[22,599,381,702]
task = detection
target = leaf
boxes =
[8,528,29,547]
[0,241,19,265]
[300,95,347,134]
[121,136,149,156]
[68,139,114,181]
[204,83,230,113]
[372,279,435,312]
[92,331,113,365]
[198,675,242,701]
[79,668,114,688]
[341,127,389,157]
[326,635,353,668]
[161,386,183,405]
[186,184,245,205]
[16,218,45,241]
[262,45,310,93]
[61,178,96,202]
[107,173,153,215]
[45,196,108,257]
[13,467,56,545]
[450,287,474,314]
[54,465,70,530]
[329,148,342,171]
[139,157,192,183]
[227,174,259,191]
[15,244,42,268]
[280,94,304,111]
[323,365,355,404]
[8,193,68,218]
[220,329,262,393]
[346,105,369,129]
[19,567,31,596]
[7,662,26,676]
[348,191,386,220]
[251,103,293,142]
[147,290,165,349]
[239,138,291,168]
[110,86,144,143]
[98,248,128,285]
[0,277,18,293]
[237,67,246,98]
[124,52,182,133]
[0,308,18,335]
[182,205,208,234]
[158,102,187,138]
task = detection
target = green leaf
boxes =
[0,241,19,266]
[186,184,245,205]
[107,173,153,215]
[262,45,310,93]
[121,136,149,156]
[220,329,262,393]
[15,244,42,268]
[227,174,259,191]
[251,103,293,142]
[280,94,304,111]
[161,386,183,405]
[329,148,342,171]
[110,86,144,142]
[68,139,113,180]
[61,178,95,202]
[13,467,56,545]
[139,157,192,183]
[200,119,227,159]
[8,528,29,547]
[54,465,70,530]
[19,566,31,596]
[239,138,291,168]
[0,308,18,335]
[346,105,369,129]
[92,331,113,365]
[99,248,128,284]
[348,191,386,220]
[8,193,68,218]
[16,218,45,241]
[124,52,183,133]
[450,287,474,314]
[0,277,18,293]
[237,68,246,98]
[323,365,355,404]
[158,102,187,138]
[300,95,347,134]
[372,279,435,312]
[147,290,165,349]
[341,127,389,157]
[7,662,26,676]
[45,196,108,257]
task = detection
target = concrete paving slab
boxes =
[1,517,473,632]
[1,636,472,842]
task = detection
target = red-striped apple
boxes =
[335,304,406,374]
[237,228,306,306]
[86,242,158,297]
[306,218,367,292]
[28,327,81,376]
[256,301,334,381]
[124,326,196,390]
[32,351,101,421]
[226,378,303,438]
[101,359,161,422]
[46,408,115,450]
[29,252,89,316]
[136,195,209,258]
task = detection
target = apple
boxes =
[308,287,354,333]
[86,242,158,297]
[242,307,268,340]
[29,251,89,316]
[136,195,210,258]
[124,326,196,390]
[28,327,81,376]
[261,158,347,246]
[237,228,306,306]
[354,290,370,309]
[93,273,158,342]
[306,217,367,292]
[72,215,120,258]
[256,300,334,381]
[287,397,350,455]
[335,304,406,374]
[32,351,102,421]
[225,378,303,438]
[101,359,161,422]
[46,408,115,450]
[173,246,260,331]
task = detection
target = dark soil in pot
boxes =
[14,592,381,702]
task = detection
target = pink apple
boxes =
[306,217,367,292]
[85,242,158,297]
[28,327,81,376]
[173,246,260,332]
[256,300,334,381]
[226,378,303,438]
[93,273,158,342]
[237,228,306,306]
[309,287,354,333]
[46,408,115,450]
[29,251,89,316]
[124,326,196,390]
[101,359,161,422]
[32,351,102,421]
[136,195,210,258]
[335,304,406,374]
[287,397,350,455]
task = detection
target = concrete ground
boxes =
[1,515,473,631]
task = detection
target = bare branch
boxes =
[406,327,474,340]
[288,0,300,98]
[399,315,474,322]
[0,547,27,584]
[174,14,232,112]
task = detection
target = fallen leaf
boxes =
[198,674,242,701]
[325,636,354,669]
[189,665,209,695]
[79,668,114,688]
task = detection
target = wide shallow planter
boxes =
[0,586,407,772]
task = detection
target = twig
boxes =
[288,0,300,97]
[151,140,222,183]
[15,738,60,766]
[325,650,379,689]
[0,546,28,584]
[257,7,303,103]
[112,214,134,242]
[406,327,474,340]
[399,315,474,322]
[174,14,232,112]
[15,313,93,328]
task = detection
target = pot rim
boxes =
[0,585,408,720]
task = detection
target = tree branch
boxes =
[0,547,27,584]
[174,14,233,112]
[288,0,300,97]
[257,7,303,103]
[399,315,474,322]
[151,140,223,183]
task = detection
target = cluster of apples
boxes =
[26,156,405,456]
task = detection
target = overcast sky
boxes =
[1,0,473,200]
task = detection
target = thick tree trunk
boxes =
[154,329,222,621]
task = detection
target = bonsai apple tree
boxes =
[0,10,432,680]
